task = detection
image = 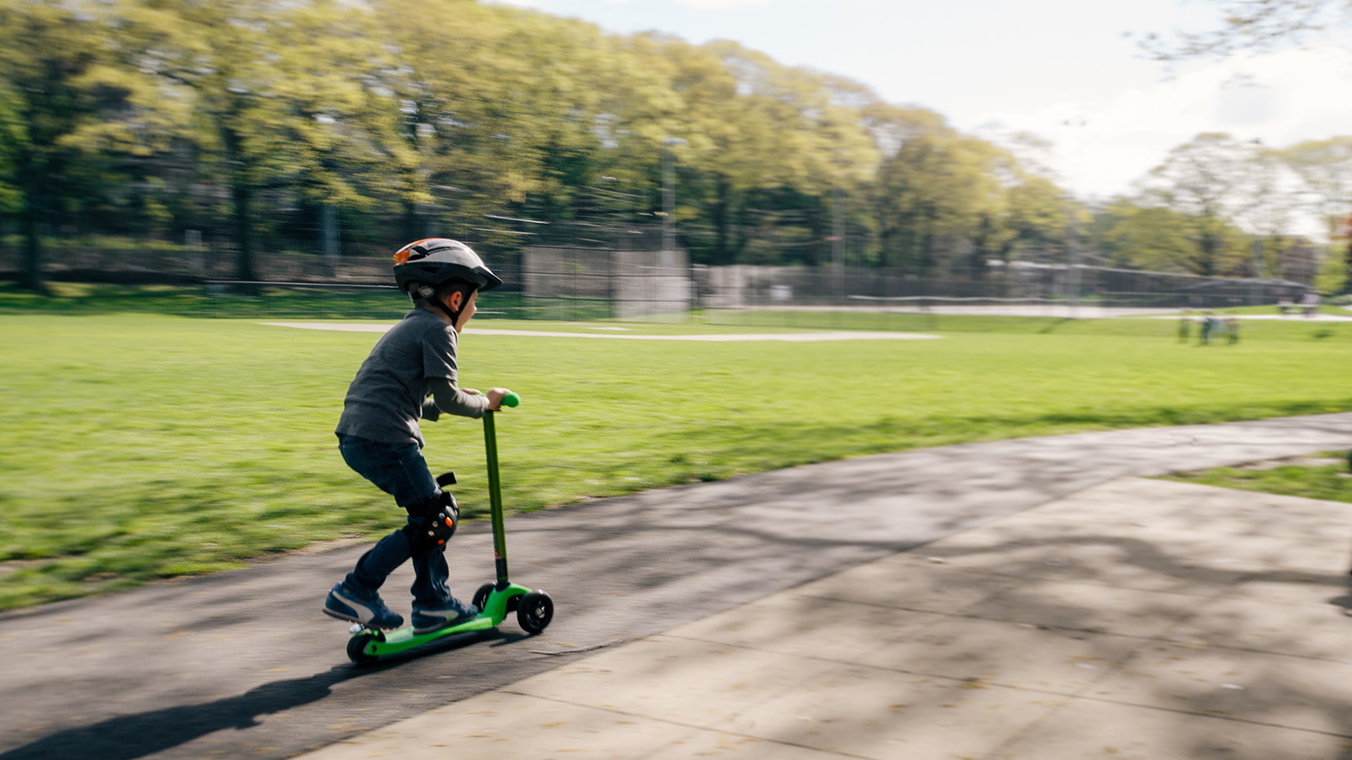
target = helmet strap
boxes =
[436,286,473,328]
[434,295,459,324]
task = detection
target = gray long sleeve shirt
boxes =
[335,308,489,447]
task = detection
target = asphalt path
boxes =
[4,414,1352,760]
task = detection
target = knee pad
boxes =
[402,491,460,553]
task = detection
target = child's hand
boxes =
[485,387,512,411]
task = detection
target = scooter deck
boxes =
[363,615,497,657]
[352,583,534,659]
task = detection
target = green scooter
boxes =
[345,392,554,665]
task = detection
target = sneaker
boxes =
[411,597,479,634]
[323,582,404,630]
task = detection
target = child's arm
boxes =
[425,377,488,419]
[424,379,512,418]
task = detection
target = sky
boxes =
[491,0,1352,201]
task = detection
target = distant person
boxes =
[1302,291,1321,318]
[322,238,513,633]
[1198,310,1215,345]
[1212,314,1229,344]
[1225,316,1240,344]
[1178,312,1192,343]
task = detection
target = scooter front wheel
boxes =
[472,582,495,612]
[516,591,554,635]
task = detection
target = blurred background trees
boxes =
[1,0,1348,293]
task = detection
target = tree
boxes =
[1282,137,1352,292]
[124,0,401,282]
[1097,199,1216,273]
[1138,133,1259,276]
[630,37,879,265]
[0,0,1092,279]
[0,0,169,290]
[0,79,23,222]
[1143,0,1352,59]
[371,0,679,258]
[1001,175,1070,266]
[873,122,1010,275]
[1142,1,1352,289]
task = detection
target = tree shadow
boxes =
[0,629,505,760]
[723,530,1352,758]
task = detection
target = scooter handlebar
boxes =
[501,392,521,408]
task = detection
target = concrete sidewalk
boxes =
[302,477,1352,760]
[5,415,1352,760]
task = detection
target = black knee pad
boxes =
[402,491,460,553]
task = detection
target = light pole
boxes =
[1062,116,1087,318]
[832,188,845,301]
[662,137,687,257]
[1251,238,1265,306]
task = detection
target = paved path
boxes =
[303,477,1352,760]
[4,414,1352,760]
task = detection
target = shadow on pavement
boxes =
[912,533,1352,754]
[650,525,1352,758]
[0,666,367,760]
[0,629,506,760]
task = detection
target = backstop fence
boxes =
[0,242,1314,324]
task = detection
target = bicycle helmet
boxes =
[393,238,503,295]
[393,238,502,325]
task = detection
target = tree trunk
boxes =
[1343,238,1352,295]
[18,196,45,293]
[402,199,420,244]
[232,183,256,284]
[219,115,257,291]
[918,206,936,276]
[730,189,751,266]
[712,176,730,266]
[15,149,48,293]
[1197,231,1218,278]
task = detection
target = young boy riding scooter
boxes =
[323,238,512,633]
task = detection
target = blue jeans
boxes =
[338,434,451,607]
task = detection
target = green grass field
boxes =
[1166,453,1352,505]
[2,310,1351,609]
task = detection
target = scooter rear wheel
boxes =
[347,633,379,666]
[516,591,554,635]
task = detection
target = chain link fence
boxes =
[1,241,1314,324]
[697,263,1309,312]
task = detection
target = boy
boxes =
[323,238,511,633]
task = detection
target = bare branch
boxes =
[1142,0,1350,62]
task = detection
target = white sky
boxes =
[492,0,1352,200]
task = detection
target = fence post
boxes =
[321,205,340,279]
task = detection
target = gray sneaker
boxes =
[411,597,478,634]
[323,582,404,630]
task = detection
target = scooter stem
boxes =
[483,392,519,588]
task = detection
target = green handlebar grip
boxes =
[502,392,521,408]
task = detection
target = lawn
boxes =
[1165,453,1352,505]
[2,311,1351,609]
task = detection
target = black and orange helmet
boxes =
[392,238,503,299]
